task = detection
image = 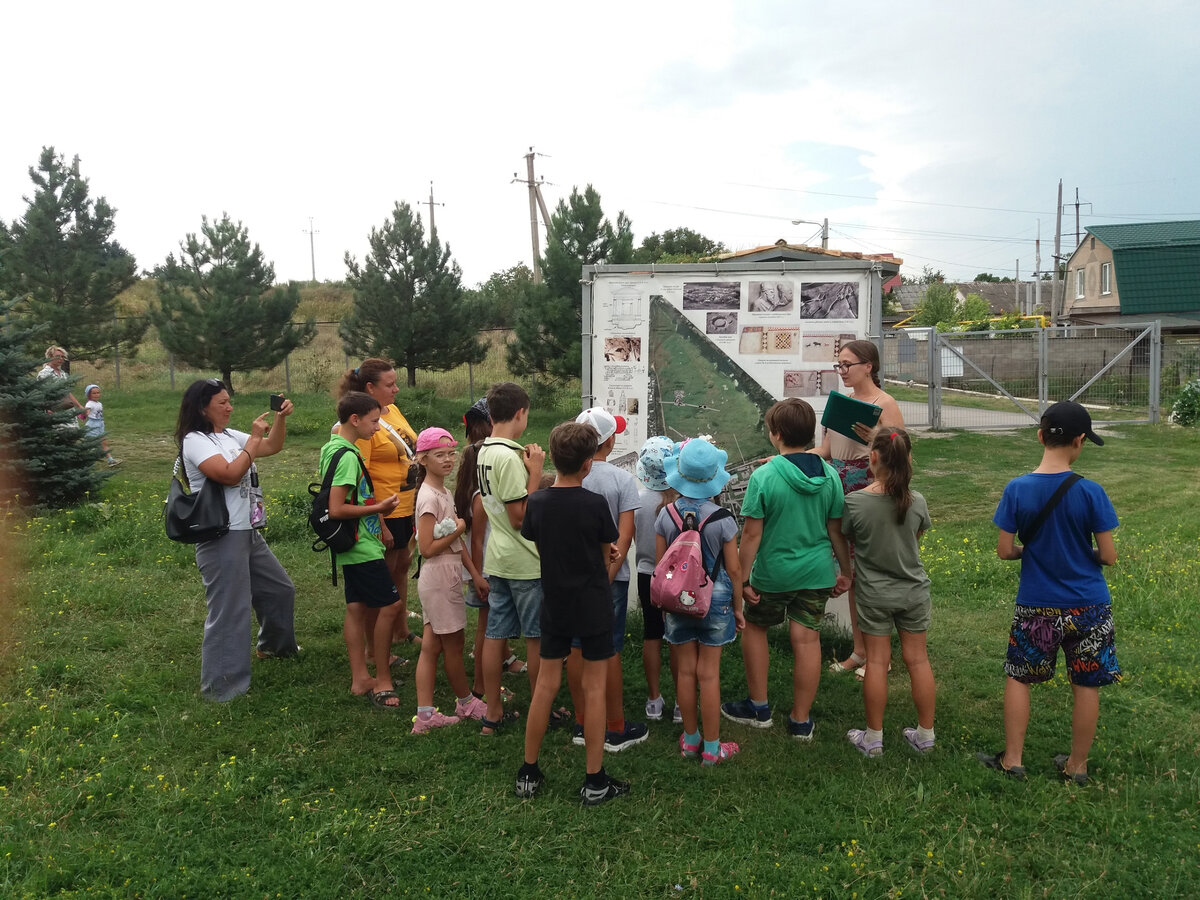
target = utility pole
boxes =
[1035,220,1042,315]
[512,147,552,284]
[1053,179,1063,321]
[303,217,319,282]
[423,181,444,241]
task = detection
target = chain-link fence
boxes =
[883,322,1199,429]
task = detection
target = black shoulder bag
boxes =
[165,454,230,544]
[1018,473,1083,546]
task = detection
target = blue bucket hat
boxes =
[636,436,675,491]
[663,438,731,499]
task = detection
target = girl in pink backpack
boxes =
[653,438,745,765]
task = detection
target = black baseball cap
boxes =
[1041,401,1103,446]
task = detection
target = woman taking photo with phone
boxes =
[176,378,299,701]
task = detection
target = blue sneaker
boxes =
[788,717,816,741]
[720,697,773,729]
[603,722,650,753]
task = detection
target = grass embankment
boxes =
[1,389,1198,898]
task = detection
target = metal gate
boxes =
[882,322,1162,430]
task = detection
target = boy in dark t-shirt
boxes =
[516,422,629,806]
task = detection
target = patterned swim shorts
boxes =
[1004,603,1122,687]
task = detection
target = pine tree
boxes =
[341,202,485,387]
[0,147,143,365]
[0,295,107,507]
[150,214,315,394]
[509,186,633,381]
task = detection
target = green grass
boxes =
[2,388,1198,898]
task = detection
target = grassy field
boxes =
[1,386,1198,898]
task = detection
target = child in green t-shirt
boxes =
[319,392,401,709]
[722,399,851,740]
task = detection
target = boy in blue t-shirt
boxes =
[319,392,402,709]
[981,401,1119,785]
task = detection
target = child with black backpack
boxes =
[318,392,402,708]
[654,437,744,766]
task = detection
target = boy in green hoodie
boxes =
[721,399,852,740]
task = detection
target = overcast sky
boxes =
[4,0,1197,289]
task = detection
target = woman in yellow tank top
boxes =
[337,358,421,655]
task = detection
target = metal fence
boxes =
[63,324,581,412]
[882,322,1199,429]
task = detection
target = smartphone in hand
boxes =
[269,394,285,412]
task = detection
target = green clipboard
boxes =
[821,390,882,444]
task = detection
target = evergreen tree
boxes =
[509,185,633,381]
[0,147,143,365]
[0,295,107,508]
[632,227,726,263]
[341,202,485,387]
[150,214,315,394]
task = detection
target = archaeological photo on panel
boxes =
[800,282,859,320]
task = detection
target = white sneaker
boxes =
[645,696,665,720]
[672,703,683,724]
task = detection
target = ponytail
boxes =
[869,428,913,524]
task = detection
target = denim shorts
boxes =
[1004,603,1121,687]
[664,580,737,648]
[464,580,487,610]
[483,575,542,640]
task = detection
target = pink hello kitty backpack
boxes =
[650,503,732,617]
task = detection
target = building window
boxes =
[1075,268,1085,299]
[1101,262,1112,295]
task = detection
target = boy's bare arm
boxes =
[607,510,635,582]
[1094,530,1117,566]
[738,517,763,603]
[329,484,399,520]
[504,496,528,530]
[826,519,852,595]
[996,530,1022,560]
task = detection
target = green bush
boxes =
[1170,378,1200,426]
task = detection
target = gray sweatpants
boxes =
[195,529,297,701]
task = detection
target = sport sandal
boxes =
[846,728,883,758]
[976,751,1026,780]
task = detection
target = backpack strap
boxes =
[668,500,733,580]
[319,445,373,586]
[1019,472,1083,546]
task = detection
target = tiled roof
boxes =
[1087,220,1200,249]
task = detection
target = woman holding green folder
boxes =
[811,340,905,677]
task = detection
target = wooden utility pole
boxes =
[423,182,444,241]
[513,147,552,283]
[303,217,319,282]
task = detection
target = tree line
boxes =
[0,147,725,506]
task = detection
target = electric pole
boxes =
[423,181,444,241]
[1035,220,1042,315]
[303,218,319,282]
[1053,179,1063,321]
[512,147,552,284]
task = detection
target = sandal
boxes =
[976,751,1026,780]
[854,662,893,681]
[480,709,521,735]
[547,707,572,731]
[828,652,865,674]
[366,689,403,711]
[502,654,528,675]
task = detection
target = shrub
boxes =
[1170,378,1200,426]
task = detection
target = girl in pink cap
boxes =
[410,427,489,733]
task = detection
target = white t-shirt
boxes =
[182,429,254,530]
